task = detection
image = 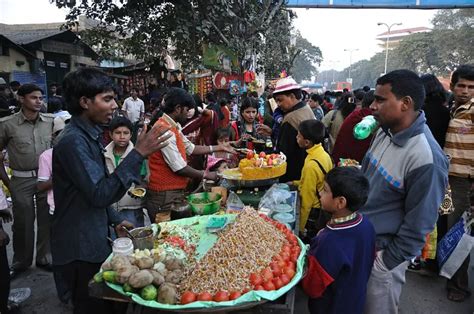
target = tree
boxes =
[290,32,323,82]
[52,0,292,71]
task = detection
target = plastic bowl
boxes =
[187,192,222,215]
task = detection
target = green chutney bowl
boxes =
[187,192,222,215]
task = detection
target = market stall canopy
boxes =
[286,0,473,9]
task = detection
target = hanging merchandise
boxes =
[243,70,256,84]
[229,80,243,96]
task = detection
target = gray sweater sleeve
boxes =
[382,164,448,270]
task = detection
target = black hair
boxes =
[335,91,343,98]
[17,83,43,97]
[354,90,366,102]
[217,127,231,139]
[298,119,325,145]
[162,87,195,114]
[209,159,227,172]
[339,94,356,119]
[130,87,139,93]
[47,96,63,113]
[249,91,259,98]
[343,88,349,93]
[240,96,259,115]
[62,68,117,116]
[420,74,447,108]
[451,64,474,86]
[205,92,216,103]
[109,116,133,132]
[362,86,371,92]
[376,70,425,111]
[219,98,229,107]
[310,93,323,104]
[325,167,369,212]
[273,88,302,100]
[192,94,204,108]
[361,90,375,108]
[9,81,20,88]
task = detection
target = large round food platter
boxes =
[99,209,306,311]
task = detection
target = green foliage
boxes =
[290,32,323,82]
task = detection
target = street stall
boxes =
[89,150,304,314]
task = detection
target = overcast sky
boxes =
[1,0,437,72]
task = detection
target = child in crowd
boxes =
[104,116,147,227]
[203,156,229,189]
[213,128,239,168]
[293,120,333,241]
[302,167,375,314]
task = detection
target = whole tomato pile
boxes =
[179,213,301,305]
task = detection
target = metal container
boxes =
[130,227,155,250]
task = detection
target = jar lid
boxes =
[273,212,295,223]
[113,237,133,249]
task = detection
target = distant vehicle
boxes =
[330,81,352,91]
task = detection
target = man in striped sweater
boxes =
[444,64,474,303]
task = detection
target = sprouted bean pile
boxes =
[179,207,287,294]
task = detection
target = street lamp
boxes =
[326,60,339,83]
[377,22,402,75]
[343,49,359,83]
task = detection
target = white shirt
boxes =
[123,96,145,123]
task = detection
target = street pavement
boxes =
[4,221,474,314]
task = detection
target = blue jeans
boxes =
[119,209,145,228]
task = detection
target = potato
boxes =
[128,270,154,289]
[136,256,154,270]
[111,255,131,271]
[101,261,113,271]
[152,262,167,276]
[163,256,184,271]
[127,255,137,266]
[148,270,165,286]
[116,265,139,284]
[165,269,183,284]
[157,283,178,304]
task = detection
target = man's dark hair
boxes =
[298,119,325,145]
[343,88,349,93]
[451,64,474,86]
[130,87,139,93]
[339,94,356,119]
[354,90,366,102]
[376,70,425,111]
[17,84,43,97]
[162,87,195,114]
[109,116,133,132]
[249,91,259,98]
[362,90,375,108]
[273,88,302,101]
[219,98,229,107]
[240,96,259,114]
[193,94,204,108]
[205,92,216,103]
[325,167,369,212]
[9,81,20,89]
[47,96,63,113]
[310,93,323,104]
[362,86,371,92]
[217,127,231,139]
[420,74,447,108]
[62,68,117,116]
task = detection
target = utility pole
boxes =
[343,49,359,83]
[377,22,402,75]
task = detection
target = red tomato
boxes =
[271,264,282,277]
[273,277,284,290]
[180,291,197,304]
[281,252,290,262]
[290,252,299,263]
[259,152,266,158]
[249,273,263,286]
[280,274,291,285]
[284,267,296,279]
[242,288,250,294]
[277,259,287,269]
[291,246,301,256]
[286,261,296,270]
[213,291,230,302]
[247,151,254,160]
[197,292,213,301]
[263,281,276,291]
[262,267,273,282]
[268,158,273,166]
[229,291,242,300]
[282,245,291,253]
[254,285,265,290]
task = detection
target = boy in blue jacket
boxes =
[302,167,375,314]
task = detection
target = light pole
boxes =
[343,49,359,83]
[377,22,402,75]
[326,60,339,83]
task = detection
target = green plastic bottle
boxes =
[353,115,378,140]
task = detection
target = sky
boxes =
[0,0,437,72]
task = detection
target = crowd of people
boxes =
[0,63,471,314]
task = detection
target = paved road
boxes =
[4,221,474,314]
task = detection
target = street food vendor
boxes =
[257,77,315,182]
[146,88,235,223]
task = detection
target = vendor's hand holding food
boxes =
[0,209,12,223]
[204,171,219,182]
[115,220,135,238]
[135,123,172,157]
[256,124,272,137]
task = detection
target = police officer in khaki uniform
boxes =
[0,84,53,278]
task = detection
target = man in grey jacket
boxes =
[360,70,449,314]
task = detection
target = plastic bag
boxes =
[258,184,292,215]
[421,226,437,260]
[226,191,245,213]
[437,212,474,279]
